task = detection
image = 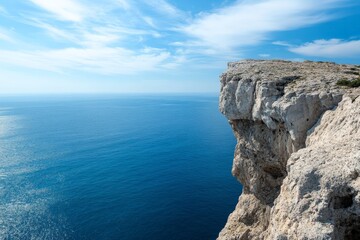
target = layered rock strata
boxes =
[218,60,360,240]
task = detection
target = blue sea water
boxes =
[0,94,241,240]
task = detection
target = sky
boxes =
[0,0,359,94]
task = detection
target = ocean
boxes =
[0,94,241,240]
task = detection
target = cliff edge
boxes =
[218,60,360,240]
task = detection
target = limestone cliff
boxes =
[218,60,360,240]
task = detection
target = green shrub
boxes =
[344,70,360,75]
[350,78,360,87]
[336,78,360,88]
[337,79,351,86]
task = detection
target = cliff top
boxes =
[223,59,360,97]
[219,59,360,150]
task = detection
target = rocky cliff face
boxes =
[218,60,360,240]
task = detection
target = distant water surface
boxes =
[0,94,241,240]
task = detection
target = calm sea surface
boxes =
[0,94,241,240]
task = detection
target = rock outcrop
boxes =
[218,60,360,240]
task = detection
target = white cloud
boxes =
[81,31,121,47]
[272,41,293,47]
[26,20,78,42]
[29,0,89,22]
[23,15,160,48]
[142,0,184,18]
[1,0,190,75]
[0,33,11,42]
[0,27,14,42]
[180,0,346,51]
[0,32,11,42]
[289,39,360,58]
[0,47,184,74]
[24,0,176,48]
[142,16,157,28]
[116,0,131,10]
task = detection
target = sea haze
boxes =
[0,94,242,240]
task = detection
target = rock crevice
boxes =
[218,60,360,240]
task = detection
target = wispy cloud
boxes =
[116,0,131,10]
[0,47,184,74]
[0,0,190,75]
[272,41,293,47]
[19,1,159,50]
[142,0,184,18]
[180,0,347,51]
[0,32,11,42]
[24,17,160,48]
[0,27,14,42]
[29,0,90,22]
[25,19,78,42]
[289,39,360,58]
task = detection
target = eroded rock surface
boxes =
[218,60,360,240]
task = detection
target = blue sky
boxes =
[0,0,359,94]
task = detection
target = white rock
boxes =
[218,60,360,240]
